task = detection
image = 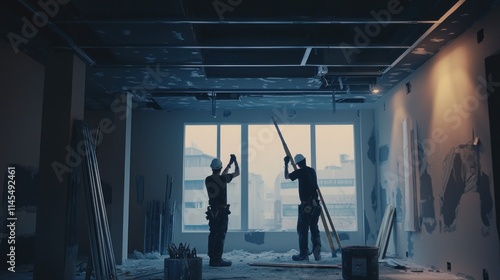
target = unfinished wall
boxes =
[0,39,44,269]
[0,40,44,188]
[375,6,500,280]
[129,108,378,255]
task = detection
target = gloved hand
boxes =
[230,154,236,163]
[284,156,290,165]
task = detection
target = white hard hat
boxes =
[210,158,223,169]
[294,154,305,164]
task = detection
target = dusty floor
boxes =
[1,250,467,280]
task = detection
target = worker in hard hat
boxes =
[205,154,240,267]
[284,154,322,261]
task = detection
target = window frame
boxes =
[182,122,361,237]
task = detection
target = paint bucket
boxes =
[341,246,379,280]
[164,257,202,280]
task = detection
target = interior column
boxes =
[34,52,85,280]
[107,93,132,265]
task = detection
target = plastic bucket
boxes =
[164,257,202,280]
[341,246,379,280]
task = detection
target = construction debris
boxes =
[167,243,197,259]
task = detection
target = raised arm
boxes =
[222,154,240,178]
[284,156,290,179]
[231,154,240,178]
[222,158,231,175]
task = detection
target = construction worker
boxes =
[205,154,240,266]
[284,154,322,261]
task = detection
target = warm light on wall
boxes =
[429,45,475,126]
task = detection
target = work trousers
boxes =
[297,203,322,256]
[207,206,230,261]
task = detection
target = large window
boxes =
[182,123,357,232]
[315,124,357,231]
[248,124,310,230]
[182,125,241,231]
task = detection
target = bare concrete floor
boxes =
[1,250,467,280]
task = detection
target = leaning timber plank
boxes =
[248,262,341,269]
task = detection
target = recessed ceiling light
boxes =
[430,38,445,43]
[411,47,433,55]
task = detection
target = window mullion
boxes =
[311,124,316,169]
[216,124,221,158]
[241,124,248,231]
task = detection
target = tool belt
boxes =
[206,204,231,220]
[299,198,318,214]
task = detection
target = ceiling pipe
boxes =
[57,44,411,50]
[151,89,372,96]
[53,19,437,25]
[332,91,336,113]
[211,92,217,118]
[93,63,390,68]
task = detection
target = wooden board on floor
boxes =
[248,262,341,269]
[375,205,396,260]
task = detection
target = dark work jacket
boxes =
[289,166,319,203]
[205,173,234,206]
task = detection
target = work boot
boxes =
[312,246,321,261]
[292,254,309,261]
[209,258,232,267]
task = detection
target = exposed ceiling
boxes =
[0,0,494,112]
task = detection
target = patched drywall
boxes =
[374,6,500,280]
[379,145,389,164]
[360,112,380,246]
[441,143,493,232]
[244,232,265,245]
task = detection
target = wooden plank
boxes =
[248,262,341,269]
[376,205,395,260]
[317,187,342,249]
